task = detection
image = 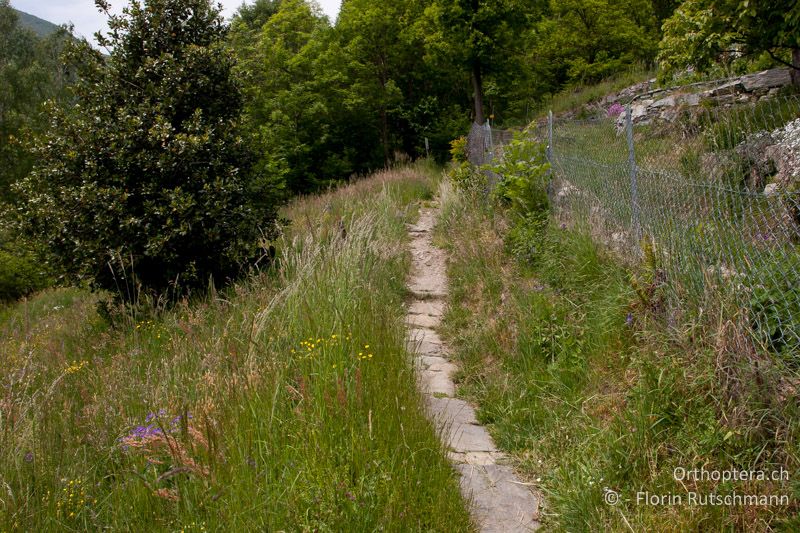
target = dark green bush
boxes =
[14,0,281,302]
[0,245,49,302]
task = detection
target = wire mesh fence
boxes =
[537,95,800,359]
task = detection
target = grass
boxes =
[531,67,655,121]
[0,161,472,532]
[435,180,800,531]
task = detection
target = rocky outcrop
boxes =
[611,68,793,129]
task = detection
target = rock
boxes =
[741,68,792,92]
[408,300,445,317]
[651,96,676,108]
[711,80,744,96]
[764,183,780,196]
[679,93,701,106]
[660,108,680,123]
[631,103,650,120]
[456,464,540,532]
[405,313,440,328]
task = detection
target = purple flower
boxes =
[625,312,634,326]
[24,451,34,463]
[608,103,625,117]
[129,424,164,439]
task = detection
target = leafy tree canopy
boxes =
[14,0,280,301]
[0,0,71,200]
[659,0,800,84]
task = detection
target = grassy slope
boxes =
[0,163,472,532]
[435,181,799,531]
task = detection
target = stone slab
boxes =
[406,327,443,345]
[446,421,497,453]
[405,313,441,328]
[449,451,506,466]
[406,337,447,357]
[408,300,445,317]
[456,463,540,532]
[418,368,456,396]
[415,355,450,370]
[425,396,479,426]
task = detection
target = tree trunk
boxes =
[471,62,485,125]
[380,107,390,166]
[792,48,800,88]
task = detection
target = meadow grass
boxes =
[435,180,799,531]
[0,162,472,532]
[531,68,655,121]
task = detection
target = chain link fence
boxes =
[531,95,800,359]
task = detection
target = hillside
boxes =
[12,8,62,37]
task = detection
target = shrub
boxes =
[489,135,550,216]
[0,244,49,302]
[14,0,281,302]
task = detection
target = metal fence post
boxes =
[485,119,494,162]
[547,110,553,164]
[625,104,642,248]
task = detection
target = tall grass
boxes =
[436,181,799,531]
[0,163,471,531]
[531,67,655,120]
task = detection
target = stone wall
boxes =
[613,68,793,128]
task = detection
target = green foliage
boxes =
[14,0,280,302]
[447,161,486,194]
[506,212,549,265]
[449,136,468,163]
[0,246,49,302]
[418,0,536,121]
[703,96,800,152]
[658,0,800,84]
[629,236,664,311]
[749,252,800,361]
[0,0,71,201]
[528,0,659,95]
[489,135,550,215]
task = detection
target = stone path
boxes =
[405,204,540,532]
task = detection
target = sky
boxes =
[10,0,342,44]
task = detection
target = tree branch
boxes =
[766,48,800,70]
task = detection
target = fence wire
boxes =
[537,95,800,359]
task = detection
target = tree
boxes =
[233,0,362,192]
[528,0,658,90]
[418,0,537,125]
[0,0,70,200]
[233,0,281,28]
[14,0,280,301]
[659,0,800,86]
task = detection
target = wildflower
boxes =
[625,312,634,326]
[64,360,89,375]
[23,451,33,463]
[607,103,625,117]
